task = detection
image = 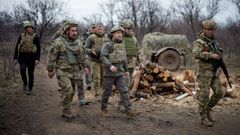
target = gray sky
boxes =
[0,0,238,24]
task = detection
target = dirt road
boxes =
[0,62,240,135]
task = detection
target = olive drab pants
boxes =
[91,61,103,97]
[101,75,132,111]
[198,75,224,119]
[57,75,76,114]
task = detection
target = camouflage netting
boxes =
[140,32,193,69]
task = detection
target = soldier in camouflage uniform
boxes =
[47,21,86,119]
[85,23,109,98]
[192,20,224,127]
[14,20,41,95]
[121,19,139,89]
[82,24,96,91]
[100,26,138,118]
[52,20,69,40]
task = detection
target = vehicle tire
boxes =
[157,49,181,71]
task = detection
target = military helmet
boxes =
[111,25,124,34]
[62,20,78,32]
[202,20,217,30]
[23,20,34,29]
[121,19,134,28]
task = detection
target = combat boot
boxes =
[201,119,213,127]
[23,83,27,91]
[62,109,76,120]
[206,108,215,122]
[101,109,109,117]
[126,109,139,118]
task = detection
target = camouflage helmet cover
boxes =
[62,20,78,32]
[111,25,124,34]
[202,20,217,30]
[23,20,34,29]
[121,19,134,28]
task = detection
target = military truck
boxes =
[141,32,192,71]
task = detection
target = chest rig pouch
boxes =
[109,43,127,64]
[63,38,81,65]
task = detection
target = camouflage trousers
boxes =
[57,75,76,114]
[126,56,138,88]
[197,75,224,119]
[91,61,103,97]
[101,75,131,111]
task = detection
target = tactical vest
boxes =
[92,34,108,57]
[123,36,138,56]
[19,33,37,53]
[59,37,82,65]
[109,43,127,64]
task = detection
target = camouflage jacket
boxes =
[47,35,86,79]
[192,32,222,77]
[101,41,128,77]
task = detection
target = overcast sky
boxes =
[0,0,238,24]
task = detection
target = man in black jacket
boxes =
[14,20,41,95]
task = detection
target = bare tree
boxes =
[171,0,222,41]
[232,0,240,15]
[12,0,66,41]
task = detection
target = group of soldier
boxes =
[13,18,224,127]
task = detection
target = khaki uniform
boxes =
[85,34,109,97]
[47,35,85,114]
[192,32,224,122]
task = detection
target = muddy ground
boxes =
[0,62,240,135]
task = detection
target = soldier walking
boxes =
[47,21,86,119]
[100,26,138,118]
[85,23,109,99]
[14,20,41,95]
[121,19,139,89]
[192,20,224,127]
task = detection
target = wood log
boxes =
[153,67,159,74]
[183,70,195,83]
[152,82,175,88]
[130,69,143,98]
[144,74,154,82]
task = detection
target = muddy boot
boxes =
[23,84,27,91]
[62,110,76,120]
[200,114,213,127]
[201,119,213,127]
[117,101,125,113]
[78,99,90,106]
[126,109,139,118]
[206,108,215,122]
[26,89,32,95]
[101,109,109,117]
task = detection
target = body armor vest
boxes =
[19,33,37,53]
[109,43,127,64]
[60,37,81,65]
[92,34,108,57]
[123,36,138,56]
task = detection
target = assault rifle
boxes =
[208,41,232,88]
